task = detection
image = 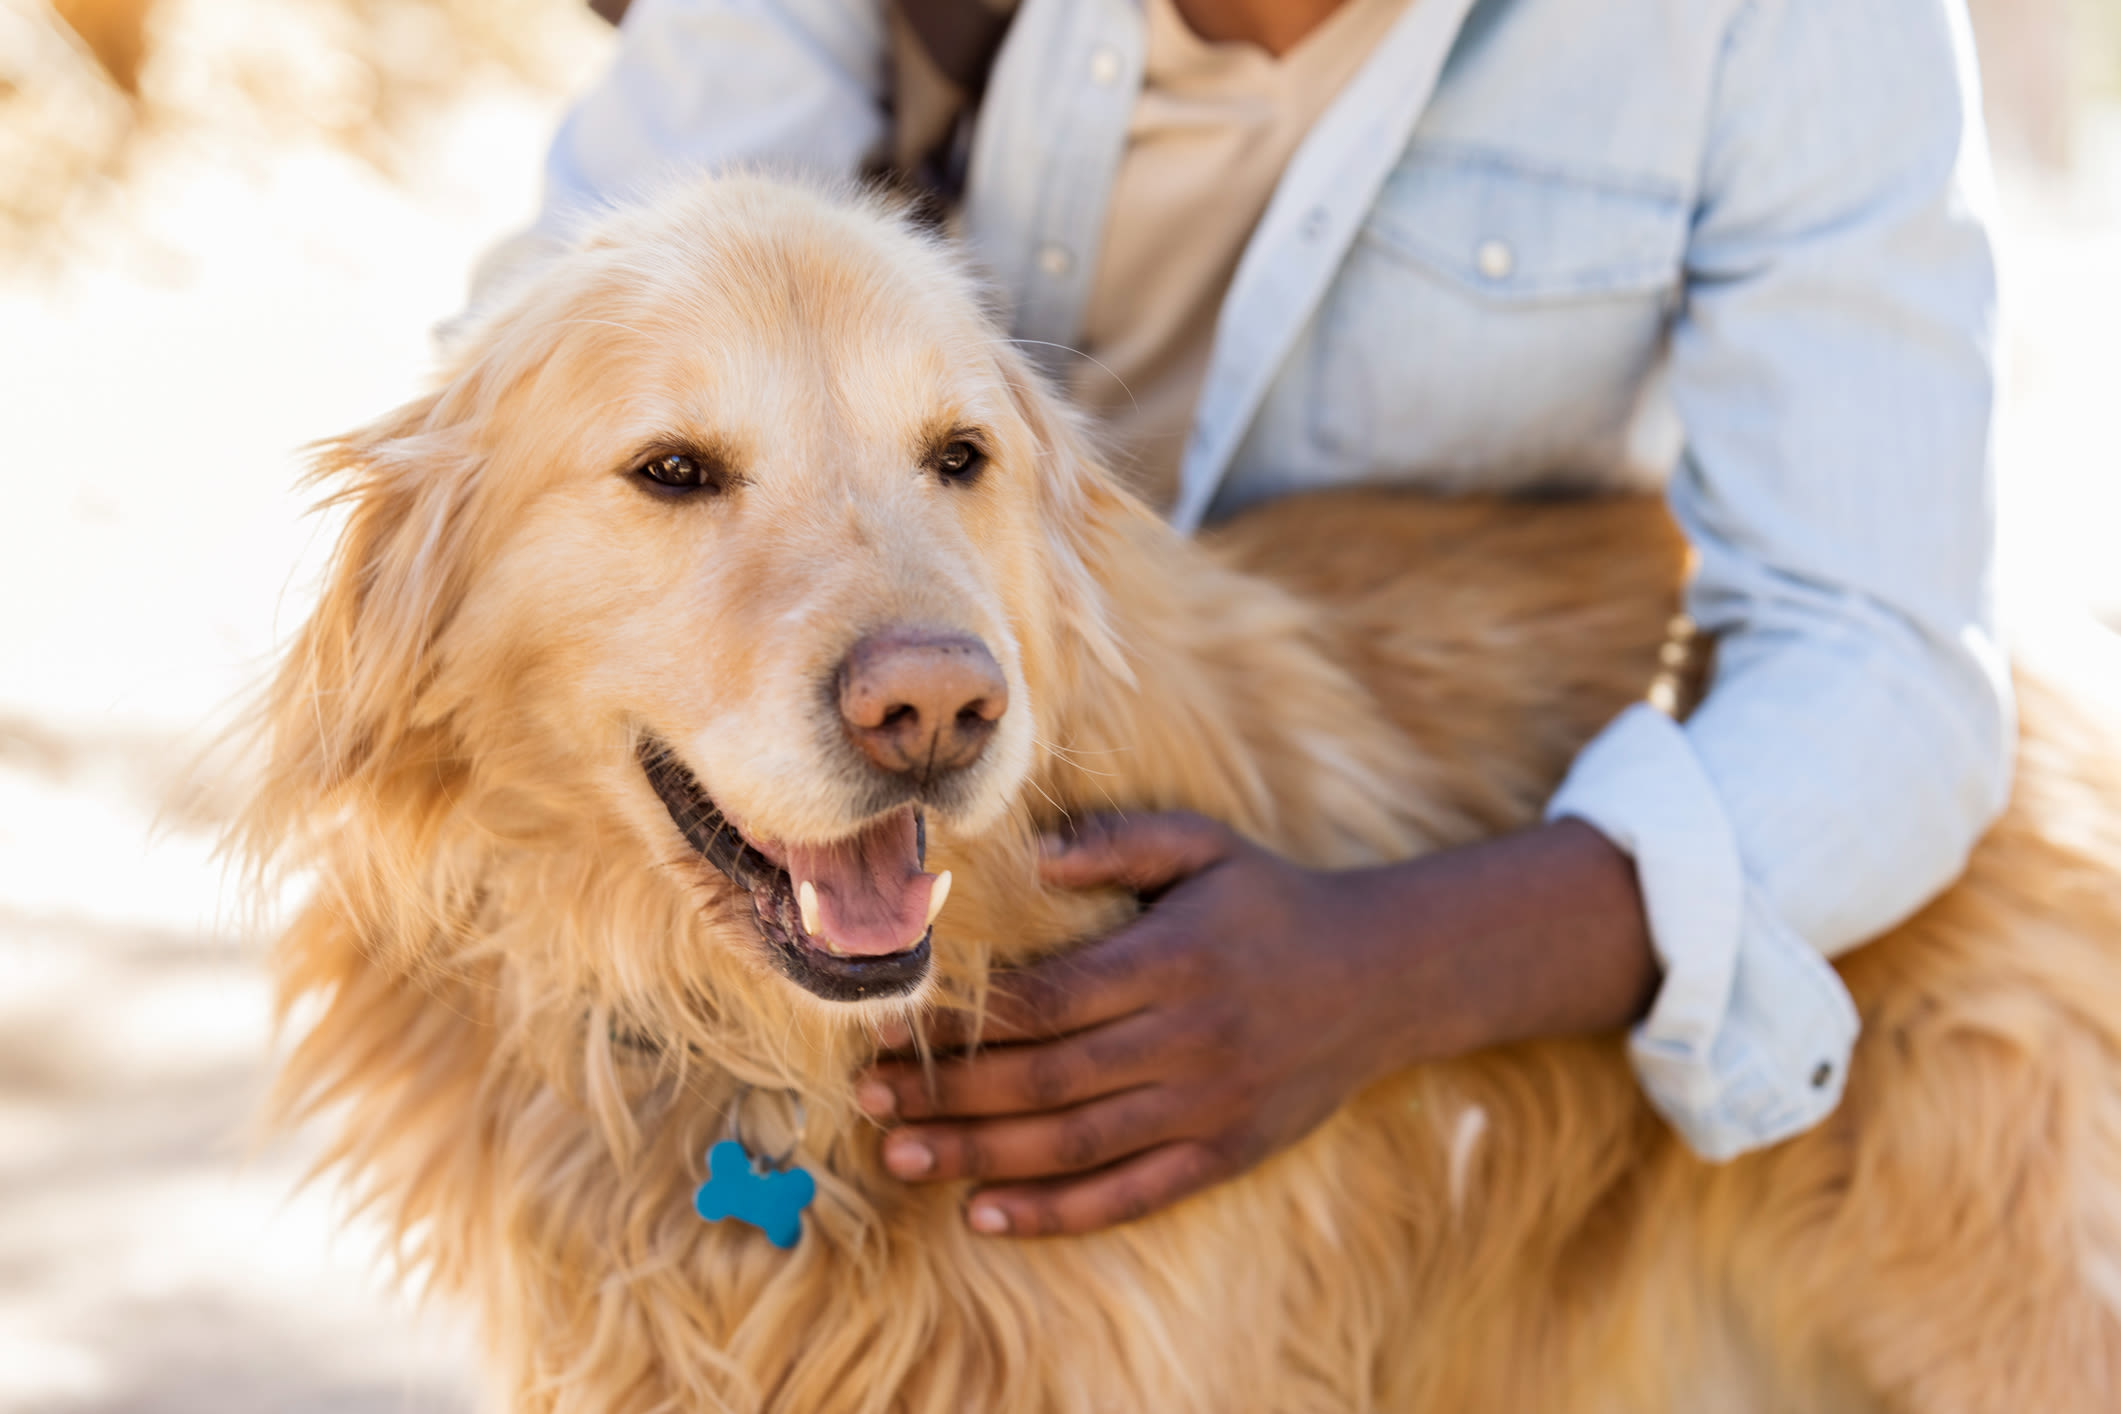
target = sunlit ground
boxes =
[1,5,2116,1410]
[0,15,606,1406]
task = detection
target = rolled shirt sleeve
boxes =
[1547,0,2012,1160]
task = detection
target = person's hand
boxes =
[853,812,1445,1236]
[856,812,1656,1237]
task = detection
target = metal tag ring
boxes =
[729,1084,806,1170]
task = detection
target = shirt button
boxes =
[1475,238,1514,280]
[1300,206,1331,241]
[1036,243,1074,277]
[1088,46,1122,86]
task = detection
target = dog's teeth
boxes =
[925,870,953,928]
[798,880,822,937]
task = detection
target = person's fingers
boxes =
[1037,811,1234,896]
[892,917,1188,1053]
[861,1011,1172,1121]
[962,1140,1231,1237]
[867,813,1238,1061]
[878,1085,1184,1184]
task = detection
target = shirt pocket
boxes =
[1300,145,1689,486]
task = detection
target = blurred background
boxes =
[0,2,2116,1409]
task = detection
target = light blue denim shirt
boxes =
[513,0,2012,1160]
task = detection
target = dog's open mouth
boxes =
[637,737,940,1001]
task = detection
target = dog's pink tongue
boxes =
[786,811,937,957]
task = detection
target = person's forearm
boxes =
[1343,819,1660,1076]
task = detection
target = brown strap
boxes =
[582,0,1016,105]
[585,0,1019,208]
[884,0,1020,208]
[895,0,1016,96]
[588,0,1016,85]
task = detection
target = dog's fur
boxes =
[239,178,2121,1412]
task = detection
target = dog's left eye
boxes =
[932,440,986,484]
[636,453,720,493]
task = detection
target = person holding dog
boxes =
[486,0,2006,1238]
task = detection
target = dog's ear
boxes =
[263,382,484,805]
[991,343,1137,691]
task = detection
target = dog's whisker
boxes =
[549,317,658,340]
[1033,743,1128,813]
[1036,737,1135,758]
[1031,734,1122,779]
[1017,773,1072,828]
[776,1005,807,1079]
[993,338,1142,415]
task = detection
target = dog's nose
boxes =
[837,631,1008,782]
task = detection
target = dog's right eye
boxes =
[930,439,988,485]
[635,452,721,494]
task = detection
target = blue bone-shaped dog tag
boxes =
[694,1140,816,1249]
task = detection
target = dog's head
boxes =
[261,178,1136,1017]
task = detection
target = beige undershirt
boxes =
[1068,0,1415,510]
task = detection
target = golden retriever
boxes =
[238,176,2121,1412]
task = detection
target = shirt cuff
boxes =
[1546,703,1861,1161]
